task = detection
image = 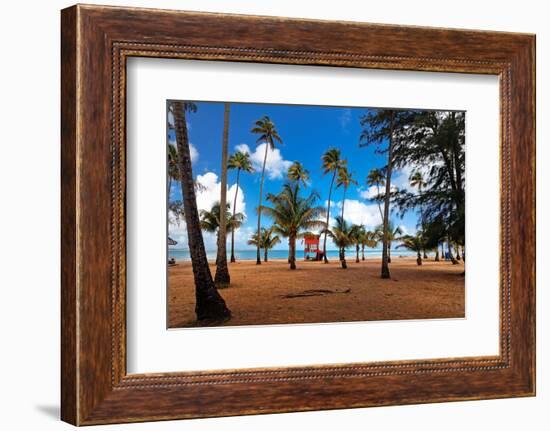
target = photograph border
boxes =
[61,4,535,425]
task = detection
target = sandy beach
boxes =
[168,257,465,328]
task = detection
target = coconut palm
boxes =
[321,148,343,263]
[360,230,378,261]
[336,164,357,225]
[199,202,245,239]
[387,222,404,263]
[227,151,254,263]
[251,116,283,265]
[169,101,230,321]
[375,221,403,263]
[287,161,310,187]
[349,224,365,263]
[397,234,424,266]
[247,226,281,262]
[360,109,402,279]
[409,171,428,259]
[324,216,353,269]
[214,103,231,287]
[366,168,385,222]
[261,183,326,270]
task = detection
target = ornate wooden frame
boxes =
[61,4,536,425]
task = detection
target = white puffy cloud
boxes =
[168,138,198,163]
[168,171,247,249]
[329,199,382,229]
[235,143,292,180]
[358,185,380,200]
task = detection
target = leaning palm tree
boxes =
[248,226,281,262]
[169,101,230,321]
[321,148,343,263]
[397,234,424,266]
[251,116,283,265]
[287,161,310,187]
[336,164,358,223]
[261,183,326,270]
[324,216,353,269]
[214,103,231,287]
[410,171,428,259]
[366,168,385,222]
[227,151,254,263]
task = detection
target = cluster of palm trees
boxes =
[168,101,465,322]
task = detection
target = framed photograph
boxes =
[61,4,535,425]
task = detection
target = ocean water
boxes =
[168,248,419,262]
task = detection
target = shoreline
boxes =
[172,255,420,263]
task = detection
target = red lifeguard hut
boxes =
[303,234,323,261]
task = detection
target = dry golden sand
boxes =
[167,256,465,328]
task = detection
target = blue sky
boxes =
[168,101,421,251]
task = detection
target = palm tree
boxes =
[251,116,283,265]
[336,164,357,227]
[386,222,404,263]
[261,183,326,270]
[248,226,281,262]
[287,161,310,187]
[214,103,231,287]
[349,225,365,263]
[169,101,230,321]
[360,230,378,261]
[410,171,428,259]
[397,234,424,266]
[167,144,180,198]
[366,168,385,222]
[321,148,342,263]
[199,202,245,240]
[324,216,353,269]
[360,109,398,279]
[227,151,254,263]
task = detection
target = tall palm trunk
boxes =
[419,198,428,259]
[289,235,297,270]
[172,101,230,321]
[340,247,347,269]
[381,111,394,279]
[256,144,269,265]
[388,240,392,264]
[376,182,384,222]
[447,237,458,264]
[230,168,241,263]
[340,186,347,221]
[362,244,365,261]
[214,103,231,287]
[323,171,336,263]
[264,247,268,263]
[355,244,360,263]
[339,186,347,264]
[416,251,422,266]
[435,248,440,261]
